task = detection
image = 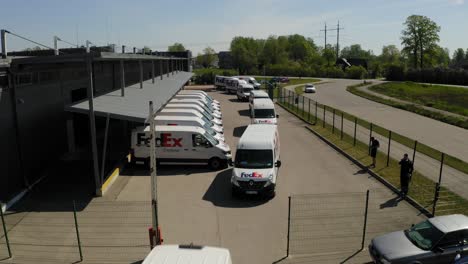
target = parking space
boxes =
[109,89,426,263]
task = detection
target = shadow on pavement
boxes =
[238,109,251,117]
[380,196,403,209]
[228,98,241,103]
[202,168,270,208]
[121,163,215,177]
[233,125,247,138]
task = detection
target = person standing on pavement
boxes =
[399,153,414,198]
[369,137,380,168]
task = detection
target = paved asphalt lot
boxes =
[113,89,425,263]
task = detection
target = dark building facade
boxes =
[0,51,191,203]
[218,51,233,69]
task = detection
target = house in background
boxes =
[335,58,368,70]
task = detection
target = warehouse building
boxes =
[0,44,192,207]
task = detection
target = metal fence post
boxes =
[73,200,83,262]
[387,131,392,167]
[308,98,311,122]
[332,109,335,134]
[288,90,291,107]
[340,112,344,140]
[287,196,291,257]
[412,140,418,166]
[353,118,357,146]
[361,190,370,250]
[315,101,318,124]
[369,123,373,155]
[432,153,445,216]
[0,204,12,259]
[302,95,305,116]
[322,105,326,128]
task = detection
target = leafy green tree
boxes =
[453,48,465,63]
[168,43,186,52]
[432,46,450,67]
[196,47,217,68]
[380,45,401,64]
[230,36,259,74]
[322,44,336,66]
[261,36,288,65]
[287,34,316,62]
[401,15,440,69]
[340,44,372,59]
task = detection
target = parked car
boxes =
[279,77,289,83]
[369,214,468,264]
[304,83,316,93]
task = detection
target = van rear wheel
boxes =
[208,157,222,170]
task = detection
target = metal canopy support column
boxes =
[171,58,174,75]
[166,59,170,77]
[86,56,102,196]
[160,59,163,80]
[139,60,143,89]
[120,60,125,96]
[100,113,110,185]
[149,101,160,244]
[151,60,155,83]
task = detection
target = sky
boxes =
[1,0,467,56]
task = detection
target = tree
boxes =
[230,37,260,74]
[287,34,316,62]
[401,15,440,69]
[196,47,217,68]
[453,48,465,63]
[261,36,288,65]
[322,44,336,66]
[143,46,152,54]
[168,43,186,52]
[23,46,42,51]
[380,45,401,64]
[340,44,372,59]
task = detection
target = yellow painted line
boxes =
[101,167,120,193]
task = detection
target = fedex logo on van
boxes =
[240,172,263,178]
[137,133,182,147]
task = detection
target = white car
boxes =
[304,83,316,93]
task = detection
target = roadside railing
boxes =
[277,87,468,217]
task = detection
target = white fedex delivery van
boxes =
[131,125,231,170]
[142,244,232,264]
[175,95,220,109]
[236,80,254,101]
[159,109,223,126]
[164,103,222,119]
[154,116,225,142]
[170,98,220,112]
[251,98,278,125]
[249,90,270,112]
[230,124,281,197]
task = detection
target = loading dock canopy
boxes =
[66,71,193,123]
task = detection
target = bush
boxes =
[325,66,345,78]
[193,68,238,84]
[345,66,368,79]
[386,66,468,85]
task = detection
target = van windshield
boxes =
[243,87,253,93]
[254,109,276,118]
[201,116,212,124]
[204,131,219,146]
[235,149,273,169]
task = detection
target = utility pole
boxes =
[320,23,327,49]
[336,21,344,60]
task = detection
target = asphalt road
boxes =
[292,78,468,164]
[113,90,424,263]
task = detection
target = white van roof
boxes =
[171,98,209,105]
[160,109,202,115]
[237,124,277,150]
[251,90,269,98]
[155,115,205,124]
[179,90,208,95]
[142,245,231,264]
[147,125,205,133]
[253,98,275,109]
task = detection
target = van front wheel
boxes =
[208,157,222,170]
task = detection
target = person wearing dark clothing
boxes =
[399,154,414,197]
[369,137,380,168]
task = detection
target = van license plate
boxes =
[246,191,258,195]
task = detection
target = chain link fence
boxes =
[0,200,151,263]
[277,87,468,217]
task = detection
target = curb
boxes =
[277,102,433,218]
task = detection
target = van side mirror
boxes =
[205,142,212,148]
[275,161,282,168]
[229,160,234,166]
[276,114,279,118]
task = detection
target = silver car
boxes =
[304,83,316,93]
[369,214,468,264]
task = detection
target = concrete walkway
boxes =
[356,84,468,120]
[284,84,468,202]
